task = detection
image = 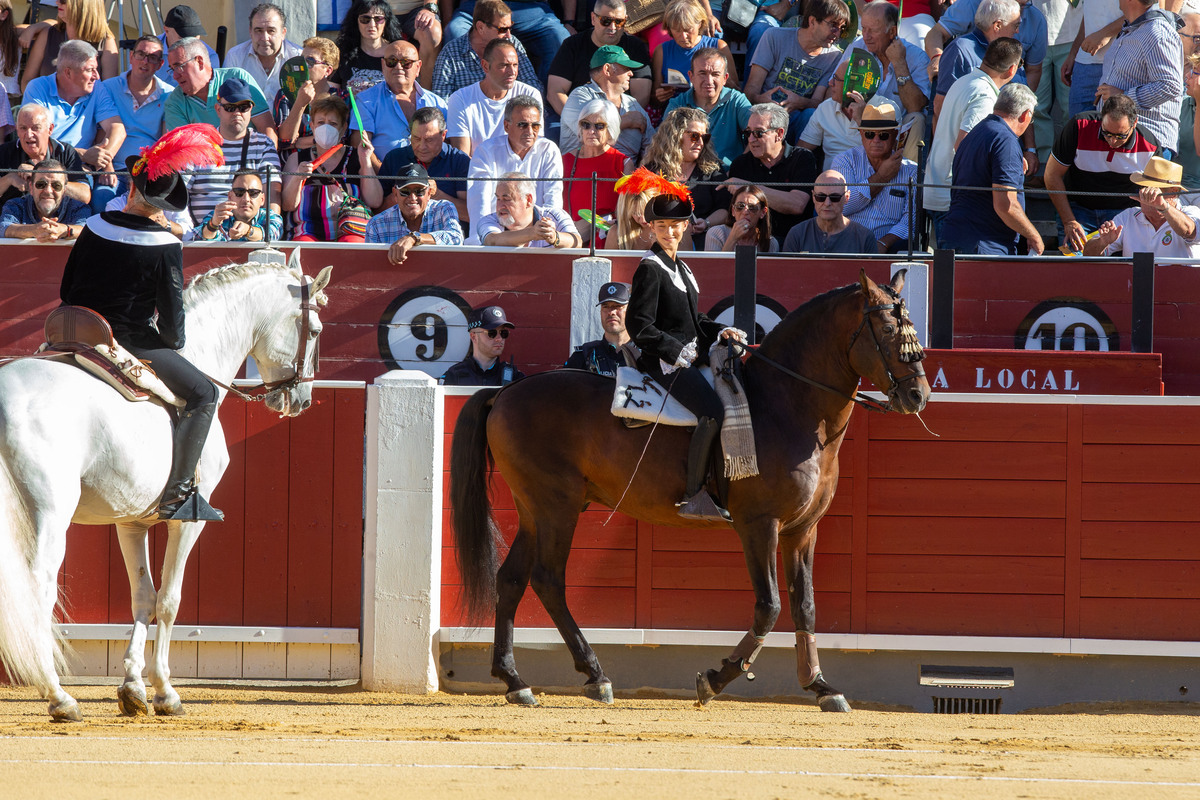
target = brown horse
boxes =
[450,270,930,710]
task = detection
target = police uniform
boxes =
[440,305,525,386]
[564,281,633,378]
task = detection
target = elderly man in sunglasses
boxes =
[195,170,282,242]
[467,96,562,226]
[724,103,818,239]
[0,159,89,241]
[781,169,877,253]
[351,40,448,163]
[440,305,526,386]
[366,162,465,264]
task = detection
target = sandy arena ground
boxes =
[1,683,1198,799]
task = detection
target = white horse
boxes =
[0,251,333,721]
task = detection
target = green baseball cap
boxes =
[589,44,643,70]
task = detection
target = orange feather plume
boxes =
[131,124,225,181]
[614,166,692,203]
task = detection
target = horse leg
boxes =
[27,506,80,722]
[492,523,538,706]
[114,523,155,716]
[696,519,781,705]
[782,529,850,712]
[147,520,204,716]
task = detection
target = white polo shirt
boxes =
[1103,204,1200,261]
[924,68,1000,212]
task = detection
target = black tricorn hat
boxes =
[644,192,694,221]
[127,155,189,212]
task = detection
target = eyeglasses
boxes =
[220,102,254,113]
[862,130,893,141]
[484,329,510,339]
[359,14,387,25]
[168,55,198,75]
[1100,127,1132,143]
[231,187,263,198]
[579,120,608,131]
[383,56,418,69]
[131,50,163,63]
[597,15,626,28]
[304,56,329,67]
[821,18,847,33]
[33,180,63,191]
[514,120,541,130]
[813,192,844,203]
[685,131,712,145]
[1185,33,1200,45]
[732,201,761,212]
[488,22,514,34]
[398,186,428,197]
[742,128,771,139]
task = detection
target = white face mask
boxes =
[312,123,342,150]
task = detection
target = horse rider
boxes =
[59,124,226,521]
[617,167,747,523]
[564,281,632,377]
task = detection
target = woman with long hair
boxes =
[334,0,403,95]
[605,186,655,251]
[705,185,776,252]
[640,106,727,249]
[22,0,118,91]
[563,98,625,247]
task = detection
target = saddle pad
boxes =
[74,343,185,407]
[611,366,713,426]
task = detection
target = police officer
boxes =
[564,281,632,377]
[441,305,527,386]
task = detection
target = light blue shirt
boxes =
[938,0,1048,67]
[349,81,448,161]
[22,74,121,149]
[98,72,174,164]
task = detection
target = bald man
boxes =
[782,169,878,253]
[350,39,448,162]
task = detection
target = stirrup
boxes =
[156,490,224,522]
[676,492,732,523]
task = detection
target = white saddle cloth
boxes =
[610,366,714,426]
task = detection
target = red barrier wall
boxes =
[440,393,1200,641]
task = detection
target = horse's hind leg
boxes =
[147,520,205,716]
[115,523,154,716]
[492,522,538,705]
[782,528,850,712]
[27,506,81,721]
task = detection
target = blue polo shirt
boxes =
[940,114,1026,255]
[98,72,174,163]
[938,0,1048,67]
[349,82,448,161]
[21,74,121,149]
[379,141,471,196]
[666,86,753,167]
[162,67,269,130]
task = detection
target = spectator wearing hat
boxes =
[445,38,541,156]
[350,39,448,162]
[155,5,221,87]
[830,101,918,253]
[183,76,282,227]
[546,0,652,112]
[0,158,89,241]
[440,304,525,386]
[431,0,543,99]
[163,36,276,143]
[223,3,303,102]
[665,48,752,167]
[195,169,283,242]
[379,107,470,223]
[941,83,1044,255]
[1083,156,1200,259]
[560,45,653,160]
[467,96,562,227]
[366,162,465,264]
[724,103,818,241]
[476,171,581,248]
[564,281,632,377]
[798,71,896,171]
[782,169,877,254]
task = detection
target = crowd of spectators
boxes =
[1,0,1199,259]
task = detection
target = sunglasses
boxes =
[231,187,263,198]
[485,329,510,339]
[514,120,541,130]
[488,22,514,34]
[732,201,761,212]
[33,180,63,191]
[221,102,254,113]
[579,120,608,131]
[304,56,329,67]
[383,56,418,69]
[742,128,772,139]
[1100,127,1132,142]
[813,192,844,203]
[168,55,198,74]
[359,14,387,24]
[685,131,712,145]
[597,15,626,27]
[398,186,428,197]
[862,130,893,141]
[131,50,163,63]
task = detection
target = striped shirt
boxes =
[1051,112,1160,211]
[430,33,543,99]
[1098,9,1185,151]
[184,132,282,226]
[831,145,917,242]
[365,198,464,246]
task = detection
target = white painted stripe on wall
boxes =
[54,624,358,645]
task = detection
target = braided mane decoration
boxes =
[130,123,225,181]
[615,166,692,203]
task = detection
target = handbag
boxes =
[335,193,371,239]
[721,0,761,39]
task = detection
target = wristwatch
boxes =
[409,230,422,245]
[422,2,439,13]
[896,75,912,87]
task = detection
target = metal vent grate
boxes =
[932,696,1003,714]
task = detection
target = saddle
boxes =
[38,306,184,407]
[611,365,713,427]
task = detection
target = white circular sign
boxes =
[1022,306,1110,352]
[380,288,472,378]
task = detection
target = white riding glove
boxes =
[660,340,698,375]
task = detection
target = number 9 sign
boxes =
[378,286,474,378]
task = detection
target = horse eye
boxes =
[884,324,897,335]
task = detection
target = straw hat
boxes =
[853,102,900,130]
[1131,156,1184,190]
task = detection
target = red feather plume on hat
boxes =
[615,166,692,203]
[131,123,225,181]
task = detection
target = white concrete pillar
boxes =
[570,256,612,352]
[892,261,930,347]
[362,370,443,692]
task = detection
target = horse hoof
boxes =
[153,696,186,717]
[117,684,150,717]
[505,688,538,706]
[695,670,718,707]
[49,698,82,723]
[583,681,613,704]
[818,693,852,713]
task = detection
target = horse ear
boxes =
[312,265,333,296]
[858,269,873,294]
[891,268,907,294]
[287,246,302,275]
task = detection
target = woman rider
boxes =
[618,167,746,523]
[59,125,225,521]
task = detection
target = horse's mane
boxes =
[184,261,329,310]
[759,282,860,351]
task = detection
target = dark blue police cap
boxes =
[597,282,631,305]
[469,305,515,331]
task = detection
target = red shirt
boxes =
[562,147,626,247]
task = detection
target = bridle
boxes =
[206,277,321,403]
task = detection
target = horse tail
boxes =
[0,453,64,686]
[449,388,504,623]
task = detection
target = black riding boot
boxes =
[677,416,731,523]
[156,403,224,521]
